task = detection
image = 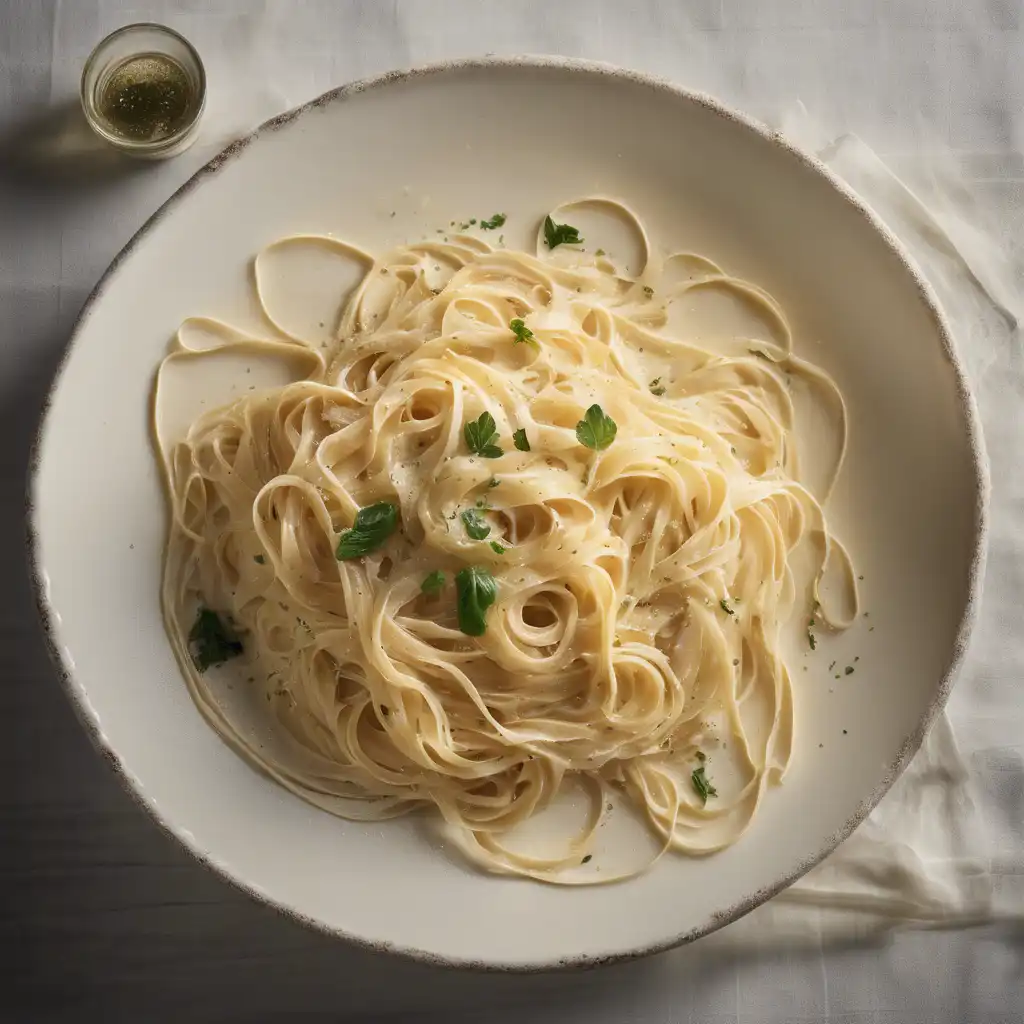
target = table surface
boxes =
[3,2,1023,1021]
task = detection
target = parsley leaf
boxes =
[480,212,506,230]
[455,566,498,636]
[189,608,243,671]
[510,318,538,348]
[513,428,530,452]
[691,765,718,805]
[461,508,491,540]
[543,215,583,249]
[575,404,617,451]
[489,541,506,554]
[421,570,446,595]
[464,411,503,459]
[336,501,399,560]
[649,379,667,396]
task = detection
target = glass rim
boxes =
[80,21,207,154]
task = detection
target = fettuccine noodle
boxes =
[155,200,857,883]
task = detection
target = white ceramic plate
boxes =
[29,58,986,970]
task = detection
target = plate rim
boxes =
[26,54,990,972]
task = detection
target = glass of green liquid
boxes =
[81,23,206,159]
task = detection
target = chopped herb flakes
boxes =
[808,630,817,651]
[480,212,506,230]
[513,428,530,452]
[575,404,617,451]
[336,501,399,560]
[421,570,445,596]
[461,508,491,540]
[642,285,654,298]
[845,666,854,675]
[543,215,583,249]
[489,541,506,554]
[455,566,498,636]
[253,554,265,564]
[691,764,718,805]
[189,608,243,671]
[720,598,735,615]
[581,854,592,864]
[510,318,538,348]
[464,411,503,459]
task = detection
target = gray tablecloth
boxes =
[3,1,1022,1021]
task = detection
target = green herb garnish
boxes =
[845,665,854,675]
[649,378,667,396]
[691,764,718,805]
[488,477,500,488]
[421,570,446,596]
[581,854,593,864]
[189,608,243,671]
[543,215,583,249]
[643,285,654,298]
[464,411,503,459]
[253,555,265,565]
[575,404,617,451]
[808,629,817,651]
[461,508,491,540]
[510,318,537,348]
[336,501,399,560]
[455,566,498,636]
[720,598,735,615]
[489,541,506,555]
[481,212,506,230]
[513,428,530,452]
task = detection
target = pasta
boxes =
[154,200,857,882]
